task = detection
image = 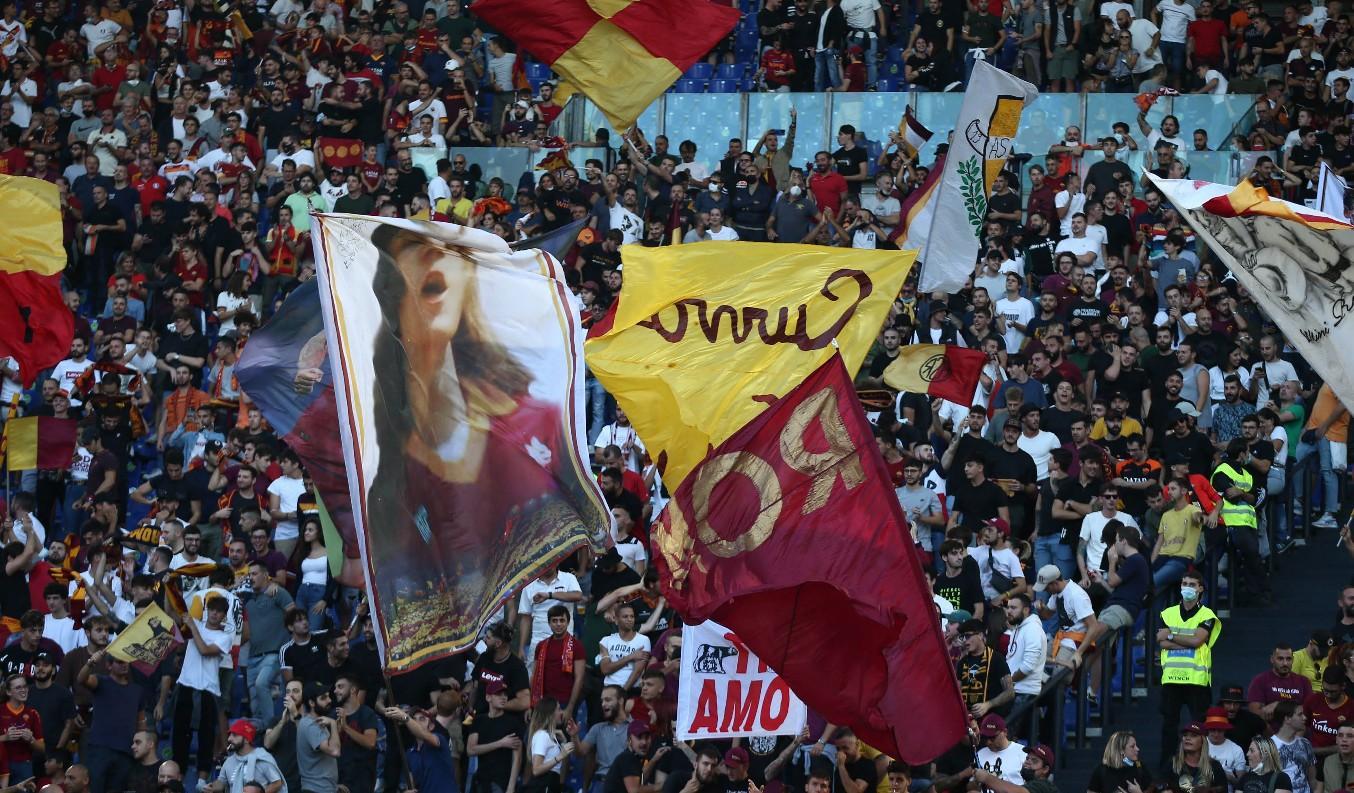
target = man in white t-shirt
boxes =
[267,453,308,554]
[1055,213,1106,271]
[1118,10,1162,77]
[994,272,1035,354]
[975,714,1028,784]
[42,585,87,653]
[1055,172,1087,236]
[1033,565,1097,666]
[1017,405,1062,481]
[1078,490,1139,583]
[1194,64,1229,94]
[174,596,234,782]
[686,207,739,242]
[594,408,645,472]
[50,338,94,407]
[596,603,651,689]
[515,565,582,656]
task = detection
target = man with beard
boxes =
[246,562,294,725]
[579,685,629,793]
[988,421,1039,537]
[603,722,659,793]
[334,674,378,793]
[971,743,1058,793]
[955,619,1012,718]
[1146,373,1190,448]
[661,745,721,793]
[79,648,144,793]
[27,651,74,775]
[208,720,286,793]
[1020,212,1058,284]
[864,328,903,388]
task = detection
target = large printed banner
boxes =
[916,61,1038,294]
[107,602,183,675]
[1149,176,1354,412]
[584,242,914,490]
[311,215,611,671]
[676,619,806,740]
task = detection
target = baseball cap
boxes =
[978,713,1007,737]
[580,280,600,293]
[1032,564,1063,593]
[724,747,750,767]
[1220,684,1247,702]
[205,440,224,454]
[1175,402,1201,418]
[484,679,507,696]
[304,681,332,703]
[627,720,652,738]
[34,650,56,664]
[228,719,257,743]
[958,619,987,636]
[983,517,1011,536]
[929,299,949,313]
[1027,744,1055,768]
[1180,721,1205,735]
[1003,418,1020,430]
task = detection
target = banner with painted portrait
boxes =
[311,214,611,671]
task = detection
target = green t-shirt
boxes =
[1283,403,1306,460]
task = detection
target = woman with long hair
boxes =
[287,515,336,629]
[525,697,575,793]
[216,270,252,335]
[1089,730,1154,793]
[1238,737,1293,793]
[1165,723,1226,793]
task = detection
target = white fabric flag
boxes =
[1317,161,1349,220]
[1149,174,1354,411]
[675,619,807,740]
[917,61,1038,294]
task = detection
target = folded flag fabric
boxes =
[898,107,933,159]
[2,416,77,471]
[0,175,66,276]
[472,0,740,131]
[0,176,74,387]
[318,137,363,168]
[882,344,987,406]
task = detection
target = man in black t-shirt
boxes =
[281,611,328,684]
[603,721,655,793]
[935,539,985,620]
[470,622,530,727]
[949,458,1009,533]
[831,125,869,185]
[955,619,1011,717]
[467,680,521,793]
[831,729,879,793]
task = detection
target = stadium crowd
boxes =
[1,0,1354,793]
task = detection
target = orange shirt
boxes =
[1305,383,1350,443]
[163,387,210,436]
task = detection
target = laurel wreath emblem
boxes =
[959,156,987,233]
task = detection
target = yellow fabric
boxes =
[2,416,38,471]
[107,602,178,664]
[1214,462,1258,530]
[585,242,914,490]
[1089,416,1143,440]
[1157,502,1204,560]
[881,344,946,393]
[1159,604,1221,686]
[0,175,65,276]
[553,20,681,131]
[857,743,893,793]
[1304,384,1349,443]
[1293,649,1329,684]
[585,0,635,18]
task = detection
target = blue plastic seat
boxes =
[716,63,744,79]
[672,78,704,93]
[524,62,552,81]
[684,62,714,80]
[885,45,905,64]
[708,78,740,93]
[877,76,901,91]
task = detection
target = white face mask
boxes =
[789,185,802,197]
[708,182,720,193]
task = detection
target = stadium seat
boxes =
[684,62,714,80]
[708,78,740,93]
[877,76,902,91]
[716,63,745,80]
[886,45,905,64]
[524,62,552,81]
[672,78,705,93]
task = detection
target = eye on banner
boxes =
[676,619,807,740]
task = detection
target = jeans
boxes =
[62,480,86,536]
[847,31,878,86]
[296,582,332,630]
[247,650,281,723]
[1268,466,1288,543]
[814,48,842,91]
[1159,41,1187,75]
[1160,683,1212,765]
[585,373,607,447]
[84,744,132,793]
[1296,438,1344,513]
[9,761,33,784]
[1034,534,1075,583]
[1152,556,1190,607]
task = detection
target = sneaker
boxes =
[1315,513,1339,529]
[1276,539,1296,554]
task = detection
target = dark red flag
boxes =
[652,355,967,762]
[0,270,74,387]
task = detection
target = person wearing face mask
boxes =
[1088,730,1152,793]
[971,742,1057,793]
[1158,570,1221,766]
[766,169,820,243]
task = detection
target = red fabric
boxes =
[1188,18,1228,62]
[318,137,362,168]
[653,355,966,763]
[32,417,78,469]
[928,346,988,405]
[0,271,74,387]
[1304,691,1354,748]
[473,0,738,71]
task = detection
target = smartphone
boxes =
[770,129,786,136]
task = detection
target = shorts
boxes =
[1055,644,1078,663]
[1099,604,1135,632]
[1048,47,1080,81]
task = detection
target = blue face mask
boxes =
[1181,586,1199,602]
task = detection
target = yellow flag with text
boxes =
[107,602,182,673]
[584,242,914,490]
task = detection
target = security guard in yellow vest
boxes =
[1212,439,1270,605]
[1157,568,1221,764]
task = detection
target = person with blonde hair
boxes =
[1088,731,1153,793]
[525,696,575,793]
[1238,737,1294,793]
[1165,723,1226,793]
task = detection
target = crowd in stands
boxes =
[3,0,1354,792]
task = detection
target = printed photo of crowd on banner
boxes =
[10,1,1354,793]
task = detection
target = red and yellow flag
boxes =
[472,0,740,131]
[652,355,967,763]
[2,416,77,471]
[0,175,74,387]
[882,344,988,406]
